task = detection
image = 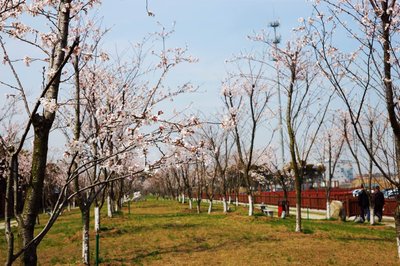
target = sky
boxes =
[0,0,316,114]
[96,0,314,112]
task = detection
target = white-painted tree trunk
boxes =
[208,200,213,214]
[189,198,193,209]
[248,194,253,216]
[178,194,181,202]
[370,207,375,225]
[182,194,185,204]
[107,196,113,218]
[397,237,400,259]
[295,203,302,232]
[235,196,239,207]
[115,201,119,212]
[222,197,228,213]
[228,195,232,204]
[82,209,90,265]
[94,207,100,232]
[326,201,331,220]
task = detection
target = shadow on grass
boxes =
[335,236,394,243]
[100,222,201,238]
[132,212,194,220]
[302,228,314,234]
[128,231,282,265]
[129,240,235,265]
[159,223,199,229]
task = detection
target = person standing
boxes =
[373,186,385,222]
[358,184,370,222]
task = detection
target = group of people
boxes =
[358,184,385,223]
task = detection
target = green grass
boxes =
[0,197,398,265]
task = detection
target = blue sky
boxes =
[98,0,314,112]
[0,0,315,114]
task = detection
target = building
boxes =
[352,174,395,190]
[324,160,354,186]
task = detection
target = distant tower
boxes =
[270,20,284,168]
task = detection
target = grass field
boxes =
[0,198,398,265]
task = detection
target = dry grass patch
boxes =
[0,198,398,265]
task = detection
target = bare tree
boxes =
[221,54,272,216]
[315,115,345,219]
[275,37,332,232]
[310,0,400,256]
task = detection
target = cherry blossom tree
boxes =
[160,166,182,200]
[56,23,198,264]
[0,2,200,264]
[0,0,103,264]
[252,147,293,204]
[221,54,273,216]
[199,119,234,213]
[282,43,331,232]
[315,115,345,219]
[250,26,333,230]
[193,155,205,214]
[0,0,23,16]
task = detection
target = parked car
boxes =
[352,189,362,197]
[384,189,399,199]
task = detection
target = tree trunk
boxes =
[20,224,38,265]
[107,195,113,218]
[295,181,302,232]
[380,6,400,260]
[326,200,331,220]
[248,194,254,216]
[188,198,192,210]
[5,154,16,265]
[115,201,119,213]
[82,207,90,265]
[94,206,100,232]
[370,207,375,225]
[326,186,331,220]
[5,216,14,266]
[222,196,228,213]
[295,202,302,232]
[283,187,288,204]
[118,179,124,210]
[196,198,201,214]
[208,200,213,214]
[286,56,303,233]
[395,200,400,259]
[17,2,72,263]
[20,119,51,265]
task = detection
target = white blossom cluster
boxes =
[39,97,58,113]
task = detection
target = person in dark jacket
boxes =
[358,184,370,222]
[373,186,385,222]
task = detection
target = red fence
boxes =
[199,189,398,217]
